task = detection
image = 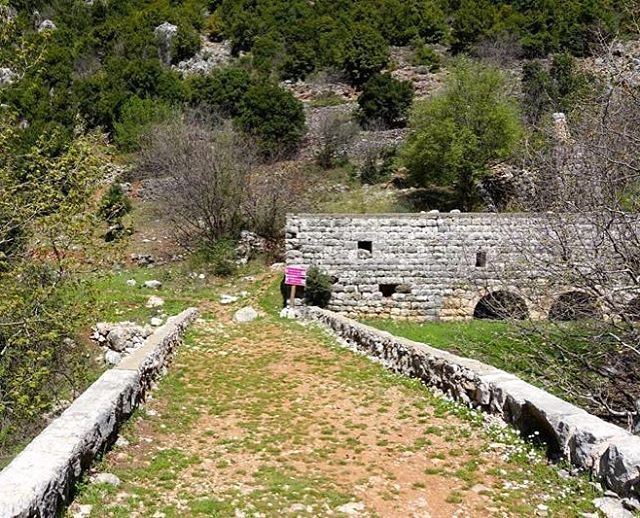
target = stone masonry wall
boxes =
[285,213,600,321]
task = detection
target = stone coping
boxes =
[303,306,640,499]
[0,308,199,518]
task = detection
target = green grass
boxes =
[361,318,607,408]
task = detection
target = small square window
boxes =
[358,241,373,253]
[379,284,398,297]
[476,250,487,267]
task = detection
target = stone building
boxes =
[285,212,629,321]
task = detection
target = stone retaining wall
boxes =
[0,308,199,518]
[304,306,640,499]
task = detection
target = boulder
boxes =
[38,19,56,31]
[220,294,239,305]
[154,22,178,64]
[593,497,635,518]
[126,279,137,287]
[150,317,163,327]
[233,306,258,323]
[144,280,162,290]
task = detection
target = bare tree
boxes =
[479,41,640,427]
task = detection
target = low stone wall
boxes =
[0,308,199,518]
[304,306,640,499]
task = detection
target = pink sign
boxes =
[285,265,307,287]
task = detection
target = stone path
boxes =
[69,279,597,517]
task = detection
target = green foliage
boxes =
[343,24,389,85]
[99,183,132,223]
[357,73,414,129]
[304,266,332,308]
[236,82,305,157]
[186,66,251,117]
[173,23,201,64]
[194,239,238,276]
[401,59,522,210]
[0,114,105,454]
[114,96,175,151]
[411,43,441,71]
[360,147,397,185]
[521,53,590,125]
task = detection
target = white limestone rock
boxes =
[93,473,121,487]
[220,294,239,305]
[233,306,258,323]
[144,280,162,290]
[104,350,122,366]
[146,295,164,308]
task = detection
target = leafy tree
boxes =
[401,59,522,210]
[114,96,175,151]
[99,183,132,223]
[521,61,553,125]
[342,24,389,85]
[236,82,306,157]
[357,73,414,129]
[187,66,251,117]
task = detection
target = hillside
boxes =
[1,0,640,489]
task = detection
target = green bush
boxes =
[187,67,251,117]
[360,146,397,185]
[401,59,522,210]
[195,239,238,277]
[412,43,441,71]
[357,73,414,129]
[343,24,390,85]
[304,266,332,308]
[236,81,306,157]
[172,23,202,64]
[98,183,132,223]
[114,96,175,151]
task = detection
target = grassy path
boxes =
[70,275,598,517]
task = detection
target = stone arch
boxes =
[473,291,529,320]
[548,291,601,321]
[623,297,640,321]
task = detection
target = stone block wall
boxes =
[285,213,601,320]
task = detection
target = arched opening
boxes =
[473,291,529,320]
[624,297,640,321]
[548,291,601,321]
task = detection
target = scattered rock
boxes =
[150,317,163,327]
[104,350,122,366]
[0,67,17,86]
[236,230,268,264]
[280,307,300,319]
[71,504,93,518]
[38,19,56,31]
[175,38,232,75]
[220,294,239,305]
[115,436,130,448]
[593,497,635,518]
[126,279,137,287]
[146,295,165,308]
[130,253,155,267]
[270,262,285,271]
[93,322,153,352]
[336,501,365,515]
[93,473,121,487]
[233,306,258,323]
[144,280,162,289]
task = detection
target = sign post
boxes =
[285,265,307,308]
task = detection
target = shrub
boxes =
[412,43,441,71]
[360,146,397,185]
[187,66,251,117]
[114,96,175,151]
[194,239,238,276]
[343,24,389,85]
[173,24,201,64]
[305,266,332,308]
[98,183,132,223]
[401,59,522,210]
[236,81,306,157]
[357,73,414,129]
[315,112,358,169]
